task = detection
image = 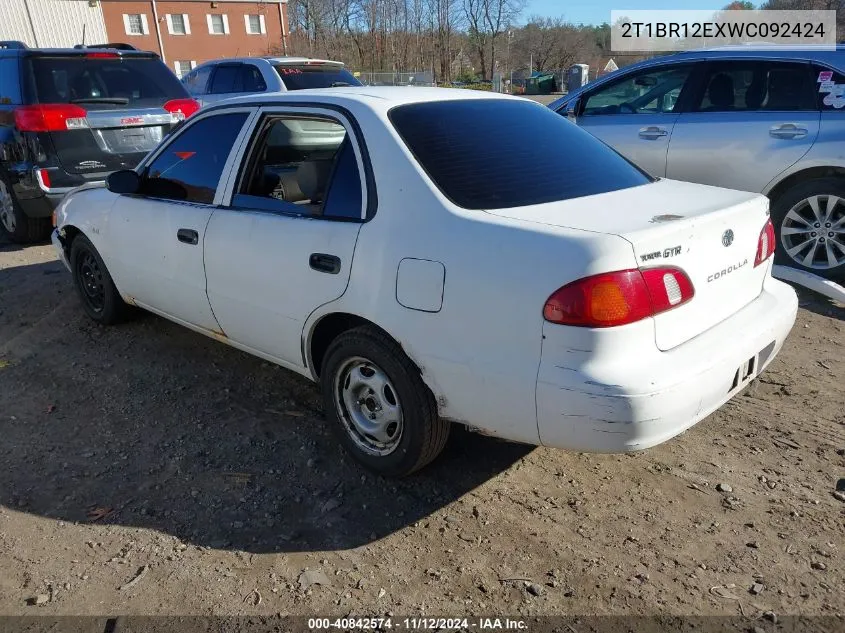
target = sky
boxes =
[525,0,730,26]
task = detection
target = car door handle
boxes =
[769,123,808,139]
[638,126,669,139]
[309,253,341,274]
[177,228,199,245]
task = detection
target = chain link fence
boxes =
[354,71,435,87]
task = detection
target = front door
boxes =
[108,110,252,331]
[204,109,367,367]
[666,60,820,193]
[575,63,696,178]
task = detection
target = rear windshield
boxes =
[274,65,362,90]
[389,99,653,210]
[28,55,188,109]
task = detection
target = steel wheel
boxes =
[0,180,16,234]
[76,249,106,312]
[780,194,845,271]
[333,356,404,456]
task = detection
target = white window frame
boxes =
[174,60,197,78]
[245,14,266,35]
[123,13,149,36]
[207,13,230,35]
[166,14,191,35]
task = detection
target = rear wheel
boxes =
[771,178,845,280]
[0,175,51,244]
[70,234,130,325]
[320,326,450,477]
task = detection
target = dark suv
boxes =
[0,43,199,243]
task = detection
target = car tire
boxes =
[70,234,130,325]
[0,173,51,244]
[320,326,450,477]
[770,177,845,280]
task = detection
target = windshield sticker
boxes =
[819,80,835,93]
[818,70,834,82]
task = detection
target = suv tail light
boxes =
[543,267,695,328]
[14,104,88,132]
[754,218,776,267]
[163,98,200,121]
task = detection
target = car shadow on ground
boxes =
[794,285,845,320]
[0,260,532,554]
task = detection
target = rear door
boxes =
[108,109,254,331]
[573,63,696,177]
[666,60,820,193]
[204,107,366,367]
[26,52,191,176]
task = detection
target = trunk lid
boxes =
[485,179,771,350]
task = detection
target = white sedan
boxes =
[52,87,798,476]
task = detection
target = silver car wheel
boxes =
[780,194,845,270]
[0,180,16,233]
[334,356,404,457]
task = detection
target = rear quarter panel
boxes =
[304,103,638,444]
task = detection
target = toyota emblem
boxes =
[722,229,734,247]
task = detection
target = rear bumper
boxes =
[536,275,798,452]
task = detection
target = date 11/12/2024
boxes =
[307,617,528,630]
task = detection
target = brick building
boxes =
[0,0,291,78]
[101,0,291,76]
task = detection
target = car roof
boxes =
[0,47,157,58]
[196,56,345,66]
[606,45,845,75]
[210,86,522,112]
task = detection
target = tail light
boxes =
[754,218,776,267]
[36,168,52,189]
[163,98,200,121]
[543,267,695,328]
[14,104,88,132]
[85,52,119,58]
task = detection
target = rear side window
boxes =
[813,65,845,110]
[141,112,248,204]
[692,61,816,112]
[234,115,362,219]
[274,65,361,90]
[27,55,188,109]
[389,99,652,210]
[208,64,266,94]
[0,57,21,104]
[209,65,240,94]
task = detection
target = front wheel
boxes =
[320,326,450,477]
[70,234,130,324]
[770,178,845,280]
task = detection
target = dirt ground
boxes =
[0,236,843,620]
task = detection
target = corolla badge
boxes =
[722,229,734,247]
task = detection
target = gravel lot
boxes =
[0,235,843,619]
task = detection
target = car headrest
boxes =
[296,160,334,203]
[707,73,735,109]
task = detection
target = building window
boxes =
[167,14,191,35]
[207,13,229,35]
[245,14,265,35]
[123,13,149,36]
[174,60,196,79]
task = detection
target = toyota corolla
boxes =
[51,88,798,476]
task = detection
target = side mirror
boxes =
[106,169,141,195]
[565,99,579,121]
